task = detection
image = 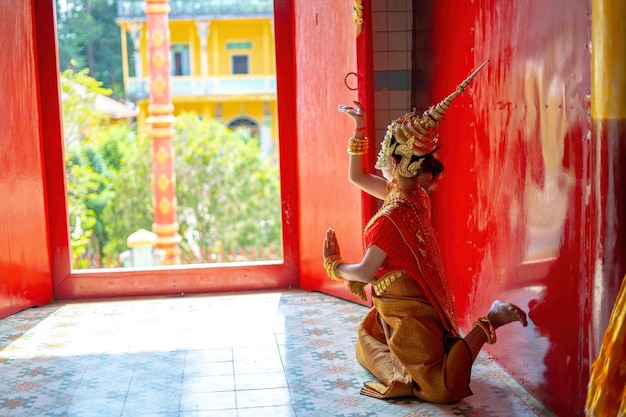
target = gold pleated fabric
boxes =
[356,273,473,403]
[586,276,626,417]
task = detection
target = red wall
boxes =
[0,0,54,316]
[424,1,623,416]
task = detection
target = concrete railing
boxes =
[118,0,274,20]
[126,75,276,100]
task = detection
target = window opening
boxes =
[55,0,282,270]
[232,55,249,75]
[171,43,190,76]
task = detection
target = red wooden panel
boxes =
[293,0,371,304]
[430,1,593,415]
[0,0,54,318]
[36,0,72,292]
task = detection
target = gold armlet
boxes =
[347,136,368,155]
[324,254,346,281]
[473,316,497,344]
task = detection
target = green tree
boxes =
[56,0,124,97]
[61,68,137,267]
[66,146,112,267]
[60,68,111,146]
[100,113,282,264]
[174,113,282,261]
[100,131,153,260]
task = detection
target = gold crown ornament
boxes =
[375,60,489,178]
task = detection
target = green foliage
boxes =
[174,113,282,260]
[100,132,153,258]
[60,67,111,147]
[99,124,132,171]
[56,0,124,97]
[62,69,136,267]
[66,145,112,266]
[66,160,97,268]
[99,113,283,264]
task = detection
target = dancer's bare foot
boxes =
[487,300,528,329]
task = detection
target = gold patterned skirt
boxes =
[586,276,626,417]
[356,271,473,403]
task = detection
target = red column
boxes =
[145,0,180,264]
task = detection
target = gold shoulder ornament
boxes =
[354,0,364,36]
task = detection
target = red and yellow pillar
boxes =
[145,0,180,264]
[590,0,626,339]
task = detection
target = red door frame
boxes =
[290,0,376,305]
[40,0,300,299]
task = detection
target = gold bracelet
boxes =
[473,316,497,344]
[323,254,346,281]
[347,136,368,155]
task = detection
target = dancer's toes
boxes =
[488,300,528,329]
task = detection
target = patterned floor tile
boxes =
[0,290,556,417]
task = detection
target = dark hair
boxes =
[420,154,444,179]
[390,135,444,179]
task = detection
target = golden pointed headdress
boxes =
[376,60,489,177]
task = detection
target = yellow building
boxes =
[116,0,277,155]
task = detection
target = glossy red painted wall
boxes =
[0,0,54,318]
[294,0,374,304]
[428,1,596,415]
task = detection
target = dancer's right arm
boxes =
[338,101,388,200]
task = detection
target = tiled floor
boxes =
[0,290,555,417]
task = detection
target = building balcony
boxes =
[118,0,274,20]
[126,75,276,101]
